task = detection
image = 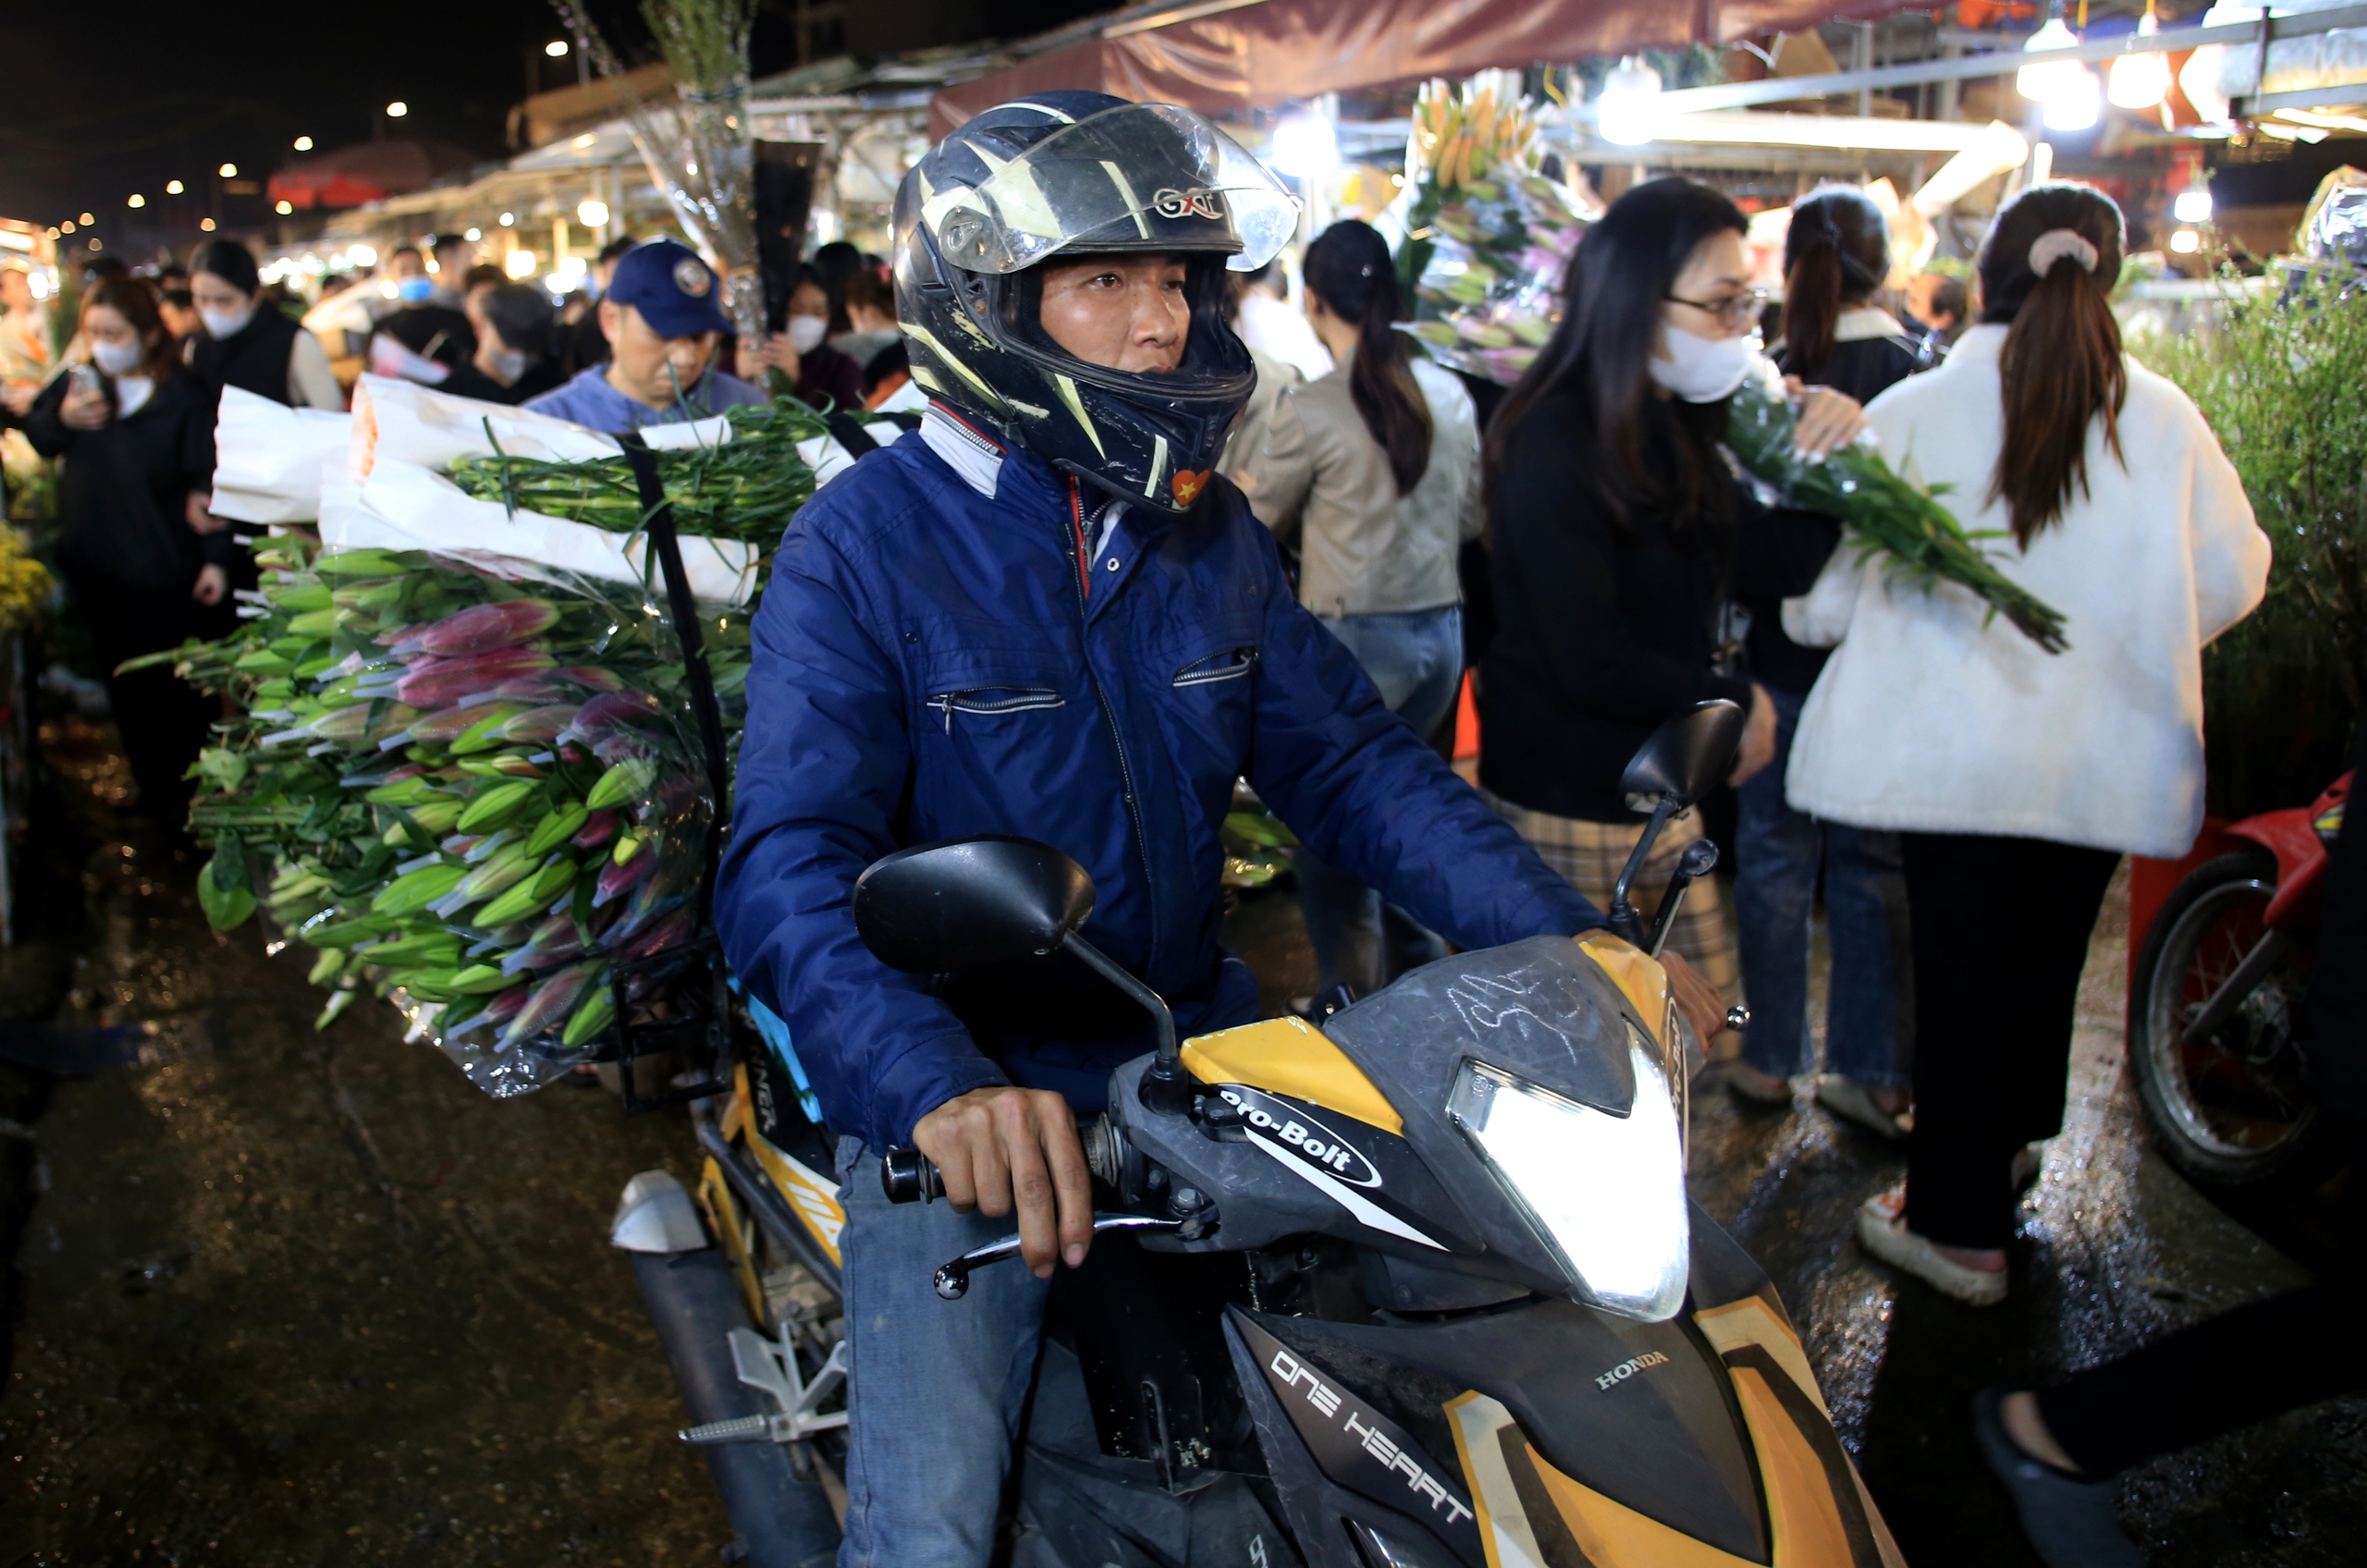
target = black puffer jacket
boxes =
[24,370,233,594]
[1479,389,1839,822]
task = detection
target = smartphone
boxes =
[67,363,102,396]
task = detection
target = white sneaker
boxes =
[1856,1186,2008,1306]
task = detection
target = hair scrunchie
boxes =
[2028,227,2101,277]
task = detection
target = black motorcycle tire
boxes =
[2128,849,2330,1191]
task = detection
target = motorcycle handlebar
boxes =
[883,1113,1127,1207]
[881,1145,943,1205]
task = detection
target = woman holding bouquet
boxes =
[1784,184,2270,1305]
[1477,178,1862,1038]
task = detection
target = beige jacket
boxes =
[1225,355,1481,618]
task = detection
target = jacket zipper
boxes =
[1062,477,1159,953]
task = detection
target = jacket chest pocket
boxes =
[926,683,1067,731]
[1159,622,1262,773]
[913,633,1073,738]
[1171,643,1259,689]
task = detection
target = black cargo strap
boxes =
[617,433,731,922]
[824,410,879,457]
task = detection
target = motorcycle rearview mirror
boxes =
[853,836,1096,974]
[852,837,1192,1116]
[1605,700,1748,945]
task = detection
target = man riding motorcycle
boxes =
[713,92,1726,1565]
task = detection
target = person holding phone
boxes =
[23,278,232,829]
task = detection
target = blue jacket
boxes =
[716,412,1606,1153]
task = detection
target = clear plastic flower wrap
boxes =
[1723,361,2070,654]
[159,535,738,1096]
[1396,73,1594,386]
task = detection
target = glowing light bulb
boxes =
[1269,113,1339,179]
[2107,13,2172,109]
[2174,189,2214,223]
[127,194,145,209]
[166,179,184,195]
[217,164,237,178]
[2170,227,2201,253]
[294,135,314,152]
[504,250,537,279]
[1598,55,1665,147]
[2018,18,2087,104]
[546,39,570,56]
[386,101,409,118]
[577,200,610,227]
[2042,67,2102,131]
[276,200,295,215]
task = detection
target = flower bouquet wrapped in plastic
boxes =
[1724,361,2070,654]
[1395,72,1594,386]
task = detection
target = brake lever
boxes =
[1646,838,1721,958]
[932,1214,1184,1300]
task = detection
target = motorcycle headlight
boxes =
[1445,1025,1690,1321]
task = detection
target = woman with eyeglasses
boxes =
[1477,177,1863,1045]
[1726,185,1935,1138]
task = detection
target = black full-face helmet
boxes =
[892,92,1299,515]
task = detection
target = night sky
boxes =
[0,0,1098,256]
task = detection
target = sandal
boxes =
[1724,1060,1795,1106]
[1856,1186,2008,1306]
[1815,1074,1913,1141]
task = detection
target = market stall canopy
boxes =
[269,139,483,210]
[929,0,1915,135]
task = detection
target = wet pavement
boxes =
[3,719,2361,1565]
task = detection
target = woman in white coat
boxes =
[1784,183,2270,1305]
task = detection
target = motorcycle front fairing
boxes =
[1084,936,1905,1568]
[1111,936,1690,1317]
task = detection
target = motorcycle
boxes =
[2128,770,2349,1189]
[610,698,1902,1566]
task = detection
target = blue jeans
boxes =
[1734,685,1912,1089]
[833,1135,1051,1568]
[1298,606,1464,996]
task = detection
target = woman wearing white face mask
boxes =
[186,239,342,412]
[1475,177,1864,1041]
[23,278,233,829]
[742,265,865,410]
[185,239,343,557]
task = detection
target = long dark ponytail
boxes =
[1978,182,2128,547]
[1780,186,1889,381]
[1483,177,1748,530]
[1303,220,1430,496]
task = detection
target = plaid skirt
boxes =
[1483,790,1743,1020]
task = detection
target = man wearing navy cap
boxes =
[525,239,766,432]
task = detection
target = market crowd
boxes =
[2,115,2353,1568]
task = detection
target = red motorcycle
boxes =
[2129,773,2349,1188]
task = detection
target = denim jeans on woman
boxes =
[1297,606,1464,997]
[1734,683,1912,1088]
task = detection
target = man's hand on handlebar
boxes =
[1660,950,1730,1047]
[911,1085,1095,1279]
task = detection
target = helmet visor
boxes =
[922,103,1299,276]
